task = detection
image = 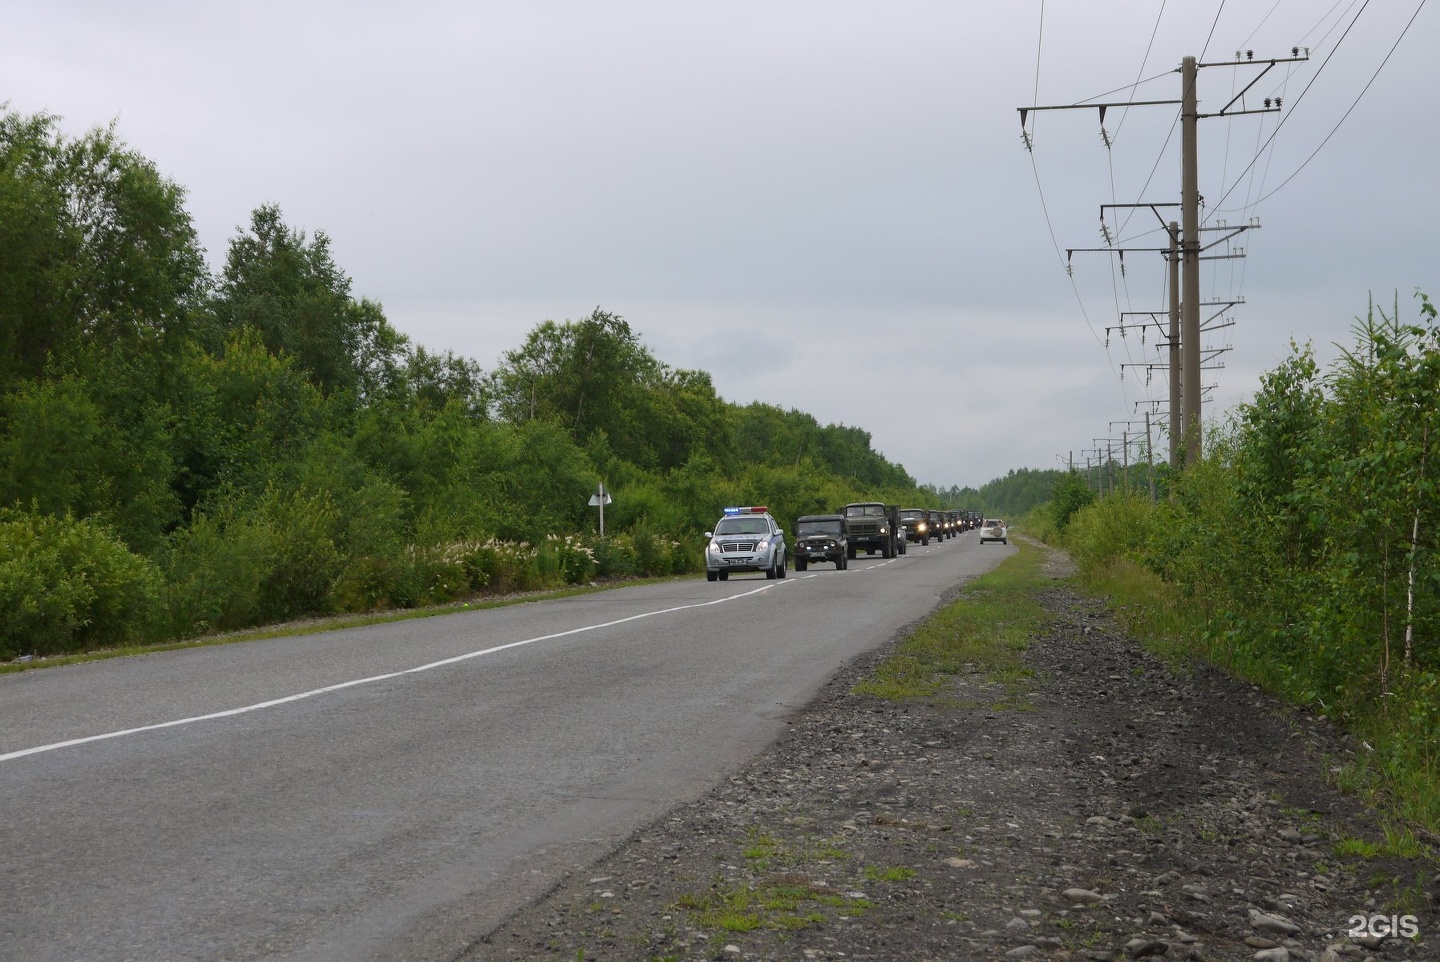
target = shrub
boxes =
[1050,470,1095,532]
[1060,492,1165,574]
[0,508,161,658]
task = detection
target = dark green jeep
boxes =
[792,515,848,571]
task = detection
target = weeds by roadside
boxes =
[853,538,1049,704]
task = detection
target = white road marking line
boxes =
[1,583,778,764]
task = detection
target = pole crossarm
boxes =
[1101,202,1181,232]
[1193,52,1310,118]
[1017,99,1182,128]
[1199,223,1256,253]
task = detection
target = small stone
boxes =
[1249,910,1301,936]
[1005,947,1040,959]
[1253,949,1290,962]
[1063,888,1107,903]
[1246,936,1280,948]
[1006,917,1031,931]
[1124,937,1169,957]
[945,857,975,868]
[723,945,742,957]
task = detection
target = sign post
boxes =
[587,482,612,536]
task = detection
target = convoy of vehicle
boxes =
[704,502,998,581]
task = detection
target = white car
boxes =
[978,519,1008,545]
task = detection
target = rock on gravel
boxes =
[461,545,1434,961]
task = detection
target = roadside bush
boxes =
[0,508,161,658]
[1050,470,1095,532]
[539,535,598,585]
[460,539,542,593]
[592,534,638,579]
[158,509,272,637]
[1015,502,1058,544]
[631,520,693,576]
[1060,492,1165,574]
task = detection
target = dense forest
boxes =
[924,467,1064,520]
[0,109,1046,658]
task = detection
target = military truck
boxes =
[841,501,897,558]
[898,507,933,545]
[927,508,947,542]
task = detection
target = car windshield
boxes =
[846,505,884,518]
[796,521,842,537]
[900,510,923,520]
[715,517,769,535]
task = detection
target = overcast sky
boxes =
[5,1,1435,488]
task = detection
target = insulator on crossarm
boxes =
[1021,130,1034,152]
[1100,126,1112,149]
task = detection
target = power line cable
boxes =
[1200,0,1228,60]
[1025,0,1119,371]
[1212,0,1424,213]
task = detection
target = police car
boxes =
[704,506,787,581]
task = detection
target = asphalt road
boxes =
[0,534,1013,962]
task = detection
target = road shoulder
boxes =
[463,542,1435,961]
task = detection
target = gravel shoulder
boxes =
[460,543,1436,962]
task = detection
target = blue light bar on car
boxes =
[722,506,769,515]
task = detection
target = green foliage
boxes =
[208,204,407,398]
[1062,292,1440,831]
[0,111,952,662]
[0,108,207,386]
[926,467,1066,517]
[1050,469,1095,531]
[1062,491,1167,574]
[0,508,161,658]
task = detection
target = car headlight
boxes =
[708,542,721,554]
[755,538,770,551]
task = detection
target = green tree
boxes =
[0,107,206,385]
[1050,469,1095,531]
[209,204,407,398]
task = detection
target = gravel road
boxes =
[461,545,1436,962]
